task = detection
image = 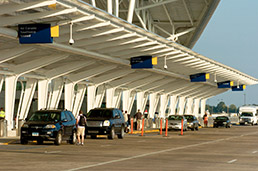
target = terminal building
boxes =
[0,0,257,135]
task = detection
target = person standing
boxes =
[123,110,129,132]
[76,110,86,146]
[134,109,142,131]
[0,108,5,120]
[203,112,208,127]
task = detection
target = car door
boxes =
[113,110,120,132]
[64,111,74,137]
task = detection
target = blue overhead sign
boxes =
[18,24,53,44]
[217,81,234,88]
[130,56,153,69]
[190,73,209,82]
[232,85,246,91]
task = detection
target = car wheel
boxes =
[118,125,125,139]
[91,135,97,139]
[195,125,199,131]
[37,139,43,145]
[251,122,254,126]
[108,126,115,140]
[54,131,62,145]
[69,130,77,144]
[20,137,28,145]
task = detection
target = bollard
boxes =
[131,118,133,134]
[160,118,162,135]
[181,119,183,136]
[165,119,168,137]
[3,120,7,137]
[141,119,145,136]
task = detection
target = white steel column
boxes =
[193,98,201,117]
[200,99,207,117]
[5,76,18,130]
[159,94,169,118]
[122,89,136,115]
[185,98,194,114]
[178,96,186,115]
[19,78,37,120]
[106,87,122,108]
[149,93,159,119]
[127,0,136,23]
[0,75,3,93]
[38,79,49,110]
[107,0,112,14]
[169,95,178,115]
[72,84,86,117]
[94,85,105,108]
[48,78,64,109]
[136,91,148,114]
[64,80,75,111]
[114,0,119,17]
[87,85,96,112]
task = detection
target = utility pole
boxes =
[244,93,246,105]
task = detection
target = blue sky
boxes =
[193,0,258,107]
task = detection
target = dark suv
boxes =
[20,109,77,145]
[85,108,125,139]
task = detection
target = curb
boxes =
[128,129,160,134]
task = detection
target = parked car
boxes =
[20,109,77,145]
[213,116,231,128]
[239,112,257,126]
[184,114,199,131]
[85,108,125,139]
[167,115,187,131]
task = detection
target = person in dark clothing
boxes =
[134,109,142,130]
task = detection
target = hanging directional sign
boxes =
[130,56,156,69]
[217,81,234,88]
[232,85,246,91]
[18,24,58,44]
[190,73,209,82]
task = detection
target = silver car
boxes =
[167,115,187,130]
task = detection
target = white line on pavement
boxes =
[252,151,258,154]
[66,132,258,171]
[227,159,237,164]
[45,151,61,154]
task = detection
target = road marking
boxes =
[252,151,258,154]
[66,132,258,171]
[227,159,237,164]
[100,145,111,147]
[44,151,61,154]
[138,140,146,142]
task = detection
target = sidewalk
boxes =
[0,136,19,145]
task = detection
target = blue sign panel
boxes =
[130,56,153,69]
[217,81,233,88]
[190,73,209,82]
[232,85,246,91]
[18,24,53,44]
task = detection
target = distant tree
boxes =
[229,104,237,113]
[216,102,227,113]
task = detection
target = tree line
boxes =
[206,102,238,114]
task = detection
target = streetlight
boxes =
[244,93,246,105]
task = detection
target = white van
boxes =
[239,106,258,125]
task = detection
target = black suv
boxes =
[20,109,77,145]
[85,108,125,139]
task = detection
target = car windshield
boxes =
[168,115,183,120]
[216,116,228,120]
[240,112,253,117]
[87,109,113,119]
[28,111,61,122]
[184,115,194,121]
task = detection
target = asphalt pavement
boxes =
[1,125,258,171]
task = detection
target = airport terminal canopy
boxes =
[0,0,257,129]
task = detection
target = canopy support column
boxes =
[48,78,63,109]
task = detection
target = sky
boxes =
[192,0,258,108]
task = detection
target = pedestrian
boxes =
[76,110,87,146]
[203,112,208,127]
[0,108,5,120]
[134,109,142,130]
[123,110,129,132]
